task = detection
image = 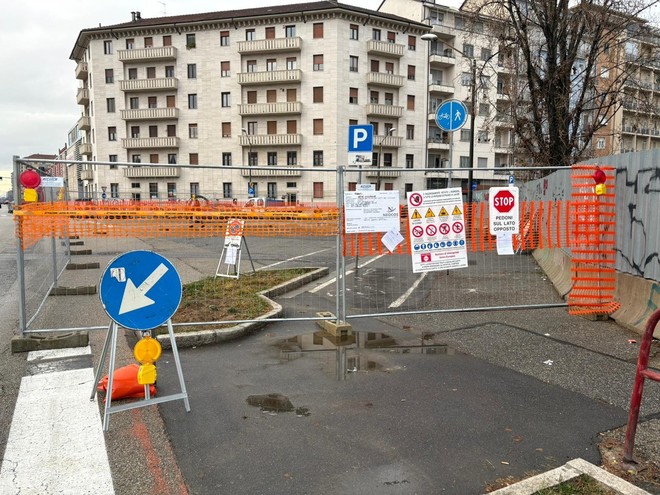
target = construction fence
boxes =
[11,158,618,338]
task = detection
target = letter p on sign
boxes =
[347,124,374,152]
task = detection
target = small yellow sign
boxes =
[425,208,435,218]
[137,363,157,385]
[452,205,462,215]
[411,209,422,219]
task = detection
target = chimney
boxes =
[136,11,141,20]
[131,11,136,21]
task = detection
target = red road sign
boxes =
[493,189,515,213]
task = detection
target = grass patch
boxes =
[532,474,616,494]
[169,269,312,333]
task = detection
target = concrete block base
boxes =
[11,332,89,353]
[50,286,97,296]
[315,312,352,337]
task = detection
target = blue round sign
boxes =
[99,250,182,331]
[435,99,468,132]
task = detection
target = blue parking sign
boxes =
[348,124,374,166]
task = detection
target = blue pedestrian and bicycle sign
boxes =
[99,250,182,331]
[435,99,468,132]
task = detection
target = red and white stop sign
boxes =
[493,189,515,213]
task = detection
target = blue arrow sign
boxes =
[435,99,468,132]
[99,250,182,331]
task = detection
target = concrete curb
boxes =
[156,267,329,349]
[487,458,651,495]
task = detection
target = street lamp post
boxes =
[241,128,253,198]
[376,127,396,191]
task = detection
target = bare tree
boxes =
[465,0,658,167]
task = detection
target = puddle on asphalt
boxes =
[246,393,311,416]
[274,330,458,379]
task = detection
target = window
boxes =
[105,69,114,83]
[110,183,119,198]
[167,124,176,137]
[349,56,358,72]
[267,152,277,166]
[408,35,416,50]
[149,183,159,199]
[285,25,296,38]
[247,91,257,104]
[166,96,175,108]
[108,127,117,141]
[187,64,197,79]
[286,120,297,134]
[287,151,297,165]
[189,153,198,165]
[313,119,323,135]
[455,16,464,29]
[246,60,257,72]
[267,90,277,102]
[130,97,139,109]
[126,38,135,50]
[460,129,470,141]
[132,155,141,163]
[459,156,470,168]
[220,31,229,46]
[221,61,230,77]
[168,154,177,164]
[313,22,324,38]
[597,138,606,149]
[371,60,380,72]
[372,29,381,40]
[146,67,156,79]
[148,96,157,108]
[267,121,277,134]
[222,122,231,137]
[222,152,232,166]
[313,54,324,71]
[479,103,489,117]
[406,125,414,139]
[406,154,414,169]
[189,123,198,138]
[461,72,473,86]
[223,183,232,198]
[190,183,200,197]
[313,182,324,198]
[387,31,396,43]
[313,86,323,103]
[349,87,358,104]
[385,62,394,74]
[349,24,359,40]
[167,183,176,198]
[131,126,140,138]
[477,131,489,143]
[163,35,172,46]
[109,155,118,169]
[248,151,258,166]
[149,125,158,137]
[221,92,231,107]
[383,153,393,167]
[266,59,276,71]
[267,182,277,199]
[313,150,323,166]
[463,44,474,58]
[165,65,174,77]
[481,48,492,61]
[247,121,257,134]
[370,91,379,104]
[188,94,197,109]
[103,40,113,54]
[286,89,296,102]
[265,27,275,39]
[106,98,115,113]
[128,68,138,80]
[407,65,416,81]
[186,33,196,48]
[384,93,393,105]
[600,67,610,78]
[286,57,297,70]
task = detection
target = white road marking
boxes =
[389,272,428,308]
[310,254,386,293]
[257,248,332,270]
[27,345,91,361]
[0,367,114,494]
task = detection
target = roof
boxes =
[71,1,429,60]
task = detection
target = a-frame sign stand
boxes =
[92,250,191,431]
[216,219,256,279]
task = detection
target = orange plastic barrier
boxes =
[97,364,156,400]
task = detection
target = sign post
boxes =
[434,100,468,188]
[92,250,191,431]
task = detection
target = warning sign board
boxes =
[406,188,468,273]
[224,219,244,248]
[489,187,519,234]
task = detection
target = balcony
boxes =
[237,37,302,54]
[240,166,303,177]
[429,51,456,67]
[375,135,402,148]
[429,81,455,95]
[237,69,302,86]
[366,104,403,118]
[117,46,177,63]
[367,39,404,58]
[238,101,302,116]
[77,115,91,131]
[427,137,450,150]
[123,166,181,178]
[239,134,302,146]
[430,24,456,40]
[76,88,90,105]
[80,142,92,156]
[367,72,405,88]
[362,167,403,178]
[80,169,94,180]
[122,137,180,149]
[121,108,179,121]
[120,77,178,92]
[75,61,88,80]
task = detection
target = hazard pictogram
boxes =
[425,208,435,218]
[439,207,449,216]
[452,205,462,215]
[452,222,464,234]
[439,223,450,235]
[412,225,424,238]
[421,253,431,262]
[411,209,422,220]
[409,193,423,207]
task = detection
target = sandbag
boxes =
[97,364,156,400]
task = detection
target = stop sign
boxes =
[493,189,515,213]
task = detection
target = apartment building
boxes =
[69,1,430,203]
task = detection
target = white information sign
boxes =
[407,188,468,273]
[344,190,400,234]
[489,187,520,234]
[41,177,64,188]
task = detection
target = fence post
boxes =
[336,166,346,324]
[13,156,27,337]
